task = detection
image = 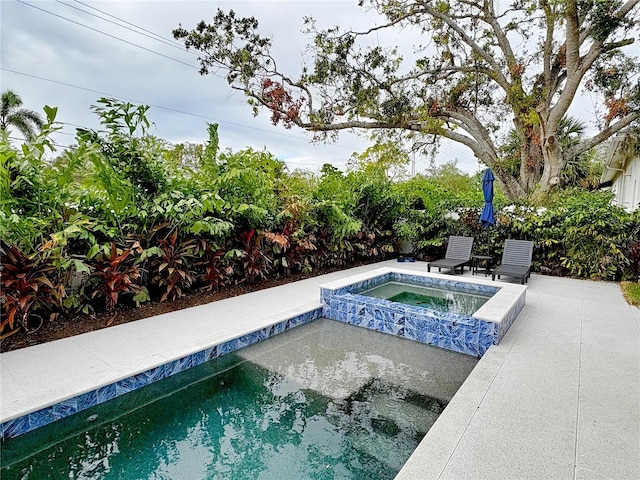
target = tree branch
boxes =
[566,111,640,159]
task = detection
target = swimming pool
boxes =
[0,266,526,445]
[320,268,527,357]
[1,319,478,479]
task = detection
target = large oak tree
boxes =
[174,0,640,200]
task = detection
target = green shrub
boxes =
[502,190,635,279]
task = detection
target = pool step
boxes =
[368,392,442,435]
[347,428,416,473]
[344,391,445,472]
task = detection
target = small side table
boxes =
[471,255,492,276]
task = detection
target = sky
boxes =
[1,0,483,175]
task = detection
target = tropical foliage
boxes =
[1,97,638,340]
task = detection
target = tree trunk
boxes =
[491,163,527,201]
[537,137,566,195]
[519,141,544,193]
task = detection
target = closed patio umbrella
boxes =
[480,168,495,227]
[480,168,495,255]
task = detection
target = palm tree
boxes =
[0,90,44,140]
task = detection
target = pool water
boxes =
[1,319,477,480]
[361,282,491,315]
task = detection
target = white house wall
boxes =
[611,154,640,211]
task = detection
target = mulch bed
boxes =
[0,263,377,353]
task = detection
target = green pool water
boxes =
[1,319,478,480]
[361,282,491,315]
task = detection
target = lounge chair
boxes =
[427,236,474,274]
[492,239,533,284]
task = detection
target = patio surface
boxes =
[1,260,639,479]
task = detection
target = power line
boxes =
[10,1,477,171]
[53,0,199,57]
[4,63,476,167]
[71,0,193,54]
[1,68,363,151]
[16,0,198,70]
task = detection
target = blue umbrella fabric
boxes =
[480,168,495,226]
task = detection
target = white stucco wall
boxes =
[610,154,639,211]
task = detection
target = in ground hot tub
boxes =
[320,267,526,357]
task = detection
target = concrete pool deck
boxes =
[1,260,639,479]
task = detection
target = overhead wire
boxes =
[54,0,200,57]
[16,0,199,70]
[1,67,361,149]
[70,0,196,54]
[9,2,475,169]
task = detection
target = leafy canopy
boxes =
[174,0,640,200]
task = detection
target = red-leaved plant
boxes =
[151,230,197,302]
[239,229,271,283]
[198,241,233,291]
[90,243,141,312]
[0,241,63,338]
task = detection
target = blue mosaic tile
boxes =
[97,384,117,404]
[115,376,139,397]
[346,301,361,315]
[344,313,358,325]
[165,356,192,377]
[450,335,476,355]
[217,339,237,356]
[2,269,518,441]
[330,298,345,313]
[297,314,309,325]
[416,329,437,345]
[77,390,98,411]
[439,321,454,338]
[132,365,166,389]
[451,324,468,342]
[1,415,30,439]
[479,321,497,336]
[236,333,255,348]
[465,328,479,346]
[379,316,397,335]
[2,307,329,440]
[393,310,405,326]
[52,398,78,420]
[455,315,479,328]
[320,290,332,306]
[478,334,495,353]
[424,318,440,335]
[326,272,515,359]
[403,320,417,340]
[29,407,54,430]
[357,314,375,329]
[273,321,287,335]
[207,345,219,361]
[192,350,208,367]
[435,335,452,351]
